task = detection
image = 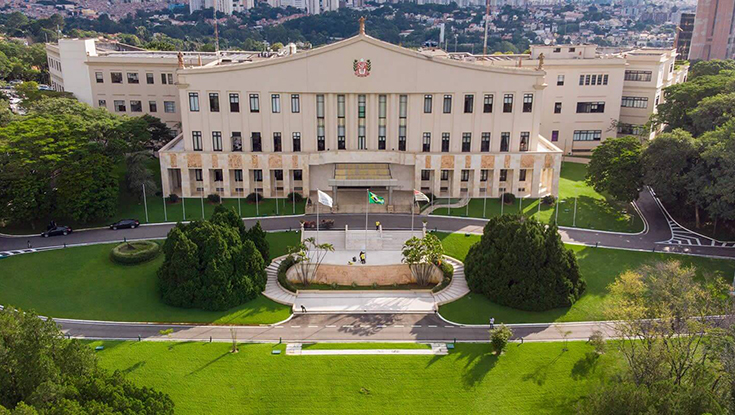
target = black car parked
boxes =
[41,226,72,237]
[110,219,140,230]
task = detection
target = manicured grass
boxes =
[0,232,300,324]
[301,343,432,350]
[436,232,735,324]
[91,340,619,414]
[431,162,643,233]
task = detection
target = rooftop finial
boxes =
[359,17,366,35]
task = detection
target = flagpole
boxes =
[316,189,319,245]
[365,188,369,253]
[411,198,414,235]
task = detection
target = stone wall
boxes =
[286,262,443,286]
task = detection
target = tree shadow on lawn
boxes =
[557,195,639,231]
[428,343,498,389]
[571,352,600,380]
[122,360,146,374]
[186,350,231,377]
[522,348,565,386]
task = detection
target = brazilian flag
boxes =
[368,191,385,205]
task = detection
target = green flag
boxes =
[368,191,385,205]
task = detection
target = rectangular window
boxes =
[251,132,262,152]
[146,73,154,84]
[253,170,263,182]
[398,94,407,151]
[519,132,529,151]
[315,95,326,151]
[164,101,176,113]
[111,72,122,83]
[576,101,605,113]
[441,133,450,152]
[441,170,449,181]
[443,94,452,113]
[292,132,301,152]
[500,169,507,182]
[232,132,242,151]
[424,94,432,113]
[357,95,366,150]
[522,93,533,112]
[621,96,649,108]
[192,131,202,151]
[337,94,346,150]
[194,169,203,181]
[209,93,220,112]
[249,94,259,113]
[422,132,431,152]
[483,94,493,113]
[585,74,591,85]
[573,130,602,141]
[98,99,106,108]
[481,132,490,152]
[557,75,565,86]
[293,170,303,181]
[148,101,157,112]
[480,170,489,182]
[378,94,387,150]
[273,132,282,152]
[462,133,471,152]
[274,169,283,181]
[189,93,200,112]
[579,74,585,86]
[212,170,221,183]
[212,131,222,151]
[272,94,281,113]
[519,169,527,181]
[500,132,510,152]
[95,72,104,83]
[229,93,240,112]
[461,170,470,182]
[421,170,431,181]
[503,94,513,113]
[551,130,559,142]
[554,102,562,114]
[617,123,645,135]
[625,70,652,82]
[603,74,609,85]
[114,100,126,112]
[161,73,173,84]
[291,94,300,113]
[464,94,474,113]
[234,169,243,182]
[127,73,139,84]
[130,100,142,112]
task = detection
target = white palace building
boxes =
[46,19,687,213]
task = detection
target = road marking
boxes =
[445,325,454,328]
[291,325,300,328]
[342,325,354,328]
[361,325,371,328]
[308,325,318,328]
[326,325,336,328]
[394,325,404,328]
[428,325,438,328]
[274,326,284,329]
[376,325,387,328]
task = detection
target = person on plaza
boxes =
[375,221,380,230]
[489,317,495,329]
[301,305,307,313]
[359,251,366,264]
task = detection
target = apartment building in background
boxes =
[676,12,695,60]
[689,0,735,60]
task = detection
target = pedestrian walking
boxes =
[301,305,307,313]
[490,317,495,329]
[375,221,380,230]
[359,251,366,264]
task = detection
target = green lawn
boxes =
[436,232,735,324]
[91,340,619,414]
[0,232,300,324]
[430,162,643,233]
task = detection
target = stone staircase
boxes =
[263,256,297,306]
[432,256,470,305]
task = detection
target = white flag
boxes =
[413,189,430,202]
[317,189,333,207]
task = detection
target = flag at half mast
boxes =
[368,191,385,205]
[413,189,430,202]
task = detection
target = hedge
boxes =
[110,241,160,265]
[277,255,298,293]
[432,260,454,293]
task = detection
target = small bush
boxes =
[371,282,378,289]
[168,193,179,203]
[287,192,304,203]
[588,330,606,354]
[501,192,516,205]
[245,192,260,203]
[110,241,160,265]
[542,195,556,205]
[277,255,298,293]
[207,193,221,204]
[432,260,455,293]
[490,324,513,355]
[330,282,338,290]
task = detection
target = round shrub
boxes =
[542,194,557,205]
[464,215,585,311]
[207,193,221,204]
[287,192,304,203]
[501,192,516,205]
[245,192,260,203]
[111,241,160,264]
[168,193,179,203]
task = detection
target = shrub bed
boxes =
[277,255,298,293]
[432,260,454,293]
[110,241,160,265]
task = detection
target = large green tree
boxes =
[586,137,644,203]
[56,153,119,222]
[641,130,698,206]
[0,307,174,414]
[464,215,585,311]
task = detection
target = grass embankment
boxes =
[0,232,300,325]
[430,162,643,233]
[91,340,619,414]
[437,232,735,324]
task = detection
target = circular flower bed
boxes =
[110,241,160,265]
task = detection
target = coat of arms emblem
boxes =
[353,59,371,77]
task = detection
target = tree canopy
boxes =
[586,137,644,203]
